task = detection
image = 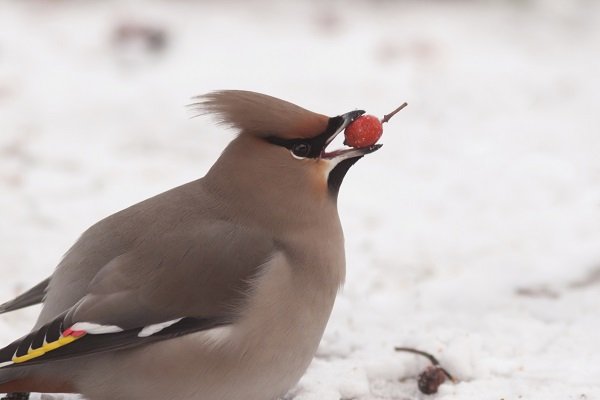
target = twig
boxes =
[394,346,456,383]
[382,102,408,124]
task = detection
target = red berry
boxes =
[344,115,383,148]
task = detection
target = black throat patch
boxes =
[327,156,362,199]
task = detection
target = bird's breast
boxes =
[72,250,345,400]
[222,250,343,398]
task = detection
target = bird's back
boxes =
[36,178,218,327]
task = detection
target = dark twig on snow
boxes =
[395,346,457,395]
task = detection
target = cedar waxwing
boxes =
[0,90,381,400]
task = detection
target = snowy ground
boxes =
[1,0,600,399]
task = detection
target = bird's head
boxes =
[193,91,381,222]
[194,90,381,198]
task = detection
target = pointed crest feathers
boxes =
[191,90,329,139]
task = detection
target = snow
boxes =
[1,0,600,398]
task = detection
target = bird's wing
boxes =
[0,278,50,314]
[0,312,229,368]
[0,217,275,369]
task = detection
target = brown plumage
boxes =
[191,90,328,139]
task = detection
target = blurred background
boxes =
[1,0,599,399]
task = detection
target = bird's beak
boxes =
[320,110,383,160]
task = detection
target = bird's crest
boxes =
[191,90,329,140]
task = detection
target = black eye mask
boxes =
[265,116,344,159]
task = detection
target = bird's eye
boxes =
[291,143,311,158]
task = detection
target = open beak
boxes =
[320,110,383,160]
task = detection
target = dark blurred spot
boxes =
[515,286,560,299]
[569,266,600,289]
[0,85,12,102]
[313,8,343,35]
[375,39,437,65]
[112,22,169,56]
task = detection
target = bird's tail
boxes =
[0,391,30,400]
[1,278,51,397]
[0,279,50,315]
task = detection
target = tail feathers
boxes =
[0,278,50,315]
[0,392,30,400]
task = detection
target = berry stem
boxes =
[382,102,408,124]
[394,346,456,383]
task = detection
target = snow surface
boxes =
[1,0,600,399]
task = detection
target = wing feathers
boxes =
[0,315,69,367]
[0,315,230,369]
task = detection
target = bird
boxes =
[0,90,382,400]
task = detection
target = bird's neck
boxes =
[203,135,339,232]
